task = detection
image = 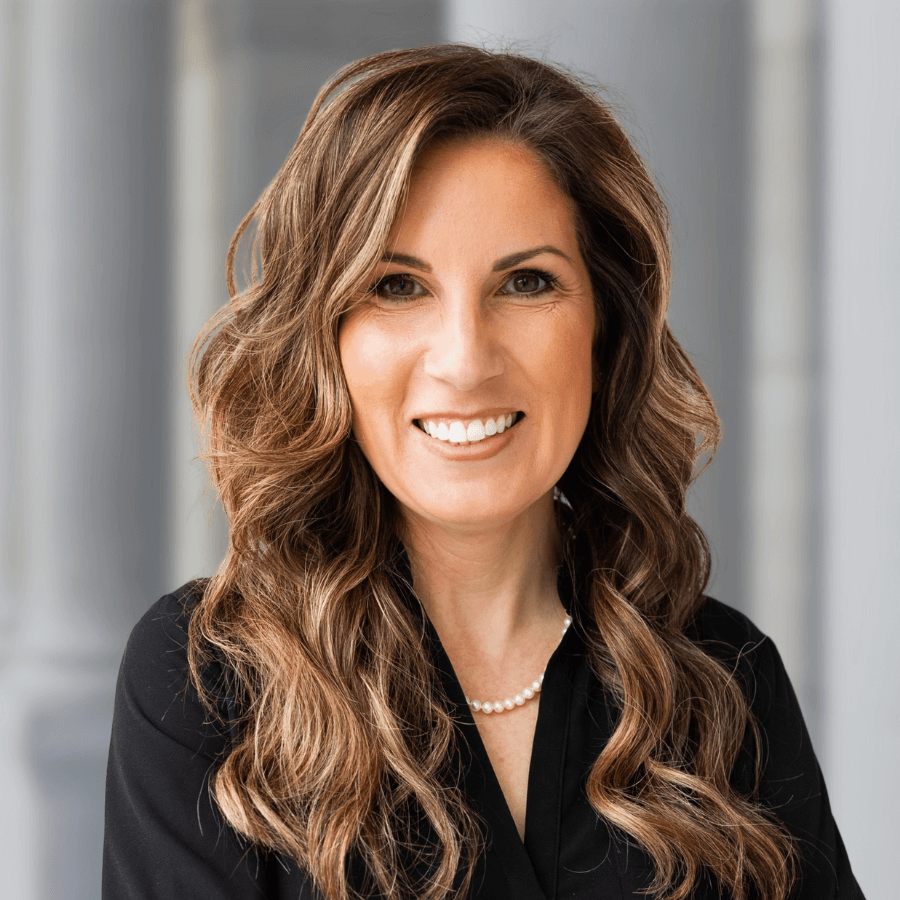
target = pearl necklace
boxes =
[465,613,572,715]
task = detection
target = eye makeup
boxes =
[368,267,562,303]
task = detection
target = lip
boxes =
[412,415,522,461]
[410,408,521,423]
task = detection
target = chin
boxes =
[404,486,547,531]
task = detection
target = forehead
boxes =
[387,137,579,256]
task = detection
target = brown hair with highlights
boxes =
[188,44,797,900]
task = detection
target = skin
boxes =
[338,138,597,839]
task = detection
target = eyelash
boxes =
[368,268,561,303]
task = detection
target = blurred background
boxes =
[0,1,896,897]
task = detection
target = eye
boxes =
[499,269,558,295]
[370,273,425,300]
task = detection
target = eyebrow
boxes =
[491,246,574,271]
[378,245,574,273]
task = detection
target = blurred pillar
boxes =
[0,0,30,884]
[747,0,820,731]
[822,0,900,894]
[0,3,172,898]
[169,0,251,587]
[0,4,25,657]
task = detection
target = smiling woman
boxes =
[103,45,863,900]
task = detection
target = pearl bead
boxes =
[465,610,570,714]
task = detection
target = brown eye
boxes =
[501,270,554,295]
[378,274,419,297]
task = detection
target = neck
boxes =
[399,490,565,664]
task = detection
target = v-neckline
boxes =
[420,563,580,900]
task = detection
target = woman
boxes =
[103,45,863,899]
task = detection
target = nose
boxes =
[422,294,504,391]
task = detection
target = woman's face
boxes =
[339,138,596,533]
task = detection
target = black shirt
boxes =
[103,554,864,899]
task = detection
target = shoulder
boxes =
[120,580,206,708]
[106,586,288,895]
[115,580,230,761]
[688,596,787,722]
[691,595,767,649]
[124,580,204,664]
[690,607,863,896]
[688,595,771,674]
[688,597,819,805]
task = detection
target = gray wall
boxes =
[821,0,900,889]
[1,1,894,897]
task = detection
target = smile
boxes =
[414,412,524,444]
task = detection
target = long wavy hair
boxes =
[188,45,796,900]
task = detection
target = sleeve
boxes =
[699,600,865,900]
[751,636,865,900]
[102,590,271,899]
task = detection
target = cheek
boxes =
[544,312,596,400]
[550,319,597,453]
[338,317,413,436]
[338,321,377,437]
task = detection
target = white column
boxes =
[169,0,248,588]
[0,1,32,895]
[747,0,819,726]
[822,1,900,894]
[0,3,172,898]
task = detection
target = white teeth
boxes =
[446,421,466,442]
[419,414,519,444]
